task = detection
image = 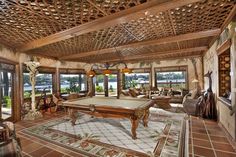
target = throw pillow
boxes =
[133,88,140,95]
[121,90,129,96]
[129,89,137,97]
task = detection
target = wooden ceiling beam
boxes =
[97,46,207,63]
[60,29,219,60]
[126,54,202,64]
[19,0,202,52]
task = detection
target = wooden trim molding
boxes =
[0,57,18,65]
[22,65,56,73]
[217,39,231,56]
[59,68,86,74]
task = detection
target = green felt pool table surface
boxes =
[63,97,152,110]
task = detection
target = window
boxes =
[23,73,53,98]
[124,69,150,89]
[217,39,231,104]
[60,74,87,93]
[23,66,55,98]
[155,66,188,90]
[156,71,187,89]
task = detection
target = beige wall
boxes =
[203,22,236,139]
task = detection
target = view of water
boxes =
[24,83,86,92]
[157,79,185,83]
[23,78,185,92]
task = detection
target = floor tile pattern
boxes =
[21,108,186,156]
[189,116,236,157]
[13,111,236,157]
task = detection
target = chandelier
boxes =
[87,62,131,77]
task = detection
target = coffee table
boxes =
[151,95,171,109]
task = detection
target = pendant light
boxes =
[87,68,96,77]
[121,63,132,74]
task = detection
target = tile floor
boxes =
[189,116,236,157]
[14,112,236,157]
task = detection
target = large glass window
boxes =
[124,73,150,89]
[156,71,187,90]
[60,74,87,93]
[23,73,53,98]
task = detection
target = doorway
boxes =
[0,69,14,120]
[94,74,118,97]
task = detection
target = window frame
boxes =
[23,66,56,98]
[154,66,188,90]
[217,39,232,107]
[123,68,152,89]
[59,68,87,93]
[0,57,18,121]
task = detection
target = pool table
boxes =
[62,97,155,139]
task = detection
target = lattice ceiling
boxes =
[0,0,235,63]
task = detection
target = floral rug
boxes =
[22,108,188,157]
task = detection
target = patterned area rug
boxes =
[22,108,188,157]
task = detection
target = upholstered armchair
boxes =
[182,89,200,116]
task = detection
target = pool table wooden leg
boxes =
[130,116,139,140]
[68,108,78,125]
[143,109,150,127]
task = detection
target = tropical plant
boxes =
[125,80,137,88]
[66,83,80,93]
[109,85,114,92]
[3,96,11,108]
[24,91,31,98]
[95,86,104,92]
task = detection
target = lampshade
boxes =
[103,69,112,76]
[87,69,96,77]
[192,79,199,83]
[122,66,132,74]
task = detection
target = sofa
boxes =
[152,88,189,103]
[120,88,189,103]
[120,88,149,99]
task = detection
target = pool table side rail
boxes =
[62,97,154,110]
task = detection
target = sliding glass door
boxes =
[0,69,14,120]
[94,74,105,96]
[94,74,118,97]
[108,74,117,97]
